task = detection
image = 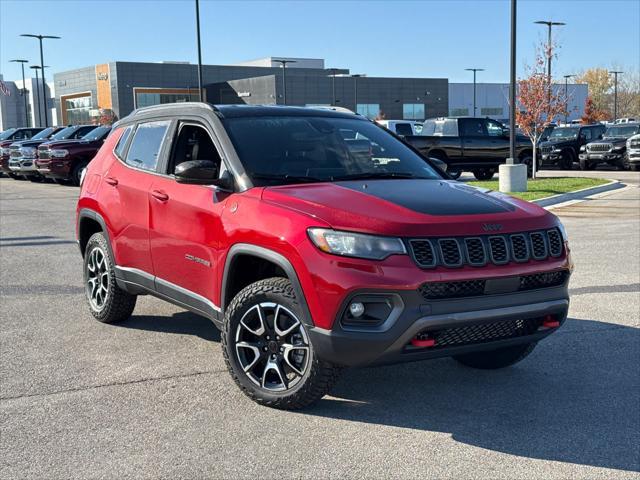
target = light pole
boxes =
[563,74,575,123]
[609,70,623,121]
[194,0,203,101]
[351,74,364,114]
[509,1,517,165]
[10,59,29,126]
[29,65,43,127]
[465,68,484,117]
[21,34,60,127]
[534,20,565,115]
[273,59,297,105]
[327,68,339,106]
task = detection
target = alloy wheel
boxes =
[86,247,110,311]
[235,302,310,392]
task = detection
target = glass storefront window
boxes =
[356,104,380,120]
[480,107,503,116]
[450,108,469,116]
[64,95,92,125]
[403,103,425,120]
[135,91,199,109]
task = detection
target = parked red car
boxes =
[77,103,572,409]
[0,127,44,177]
[37,126,111,185]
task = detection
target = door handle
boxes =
[151,190,169,202]
[104,176,118,186]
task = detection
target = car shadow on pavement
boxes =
[121,311,220,342]
[307,318,640,473]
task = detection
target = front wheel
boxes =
[472,168,495,181]
[222,277,341,409]
[447,168,462,180]
[84,232,137,323]
[560,150,574,170]
[453,342,537,369]
[72,162,88,186]
[579,159,595,171]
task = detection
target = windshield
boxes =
[31,127,56,140]
[49,126,78,141]
[549,127,579,140]
[223,116,442,186]
[0,128,18,140]
[604,125,640,138]
[82,126,110,141]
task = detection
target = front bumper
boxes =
[308,279,569,367]
[8,156,39,173]
[580,152,624,163]
[540,152,563,164]
[627,151,640,164]
[35,158,72,179]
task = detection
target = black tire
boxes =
[7,173,22,180]
[472,168,495,181]
[72,162,88,186]
[521,156,534,178]
[453,342,537,369]
[447,168,462,180]
[28,175,43,183]
[631,164,640,172]
[560,150,574,170]
[222,277,341,409]
[579,159,595,171]
[83,232,136,324]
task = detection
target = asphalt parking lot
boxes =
[1,172,639,479]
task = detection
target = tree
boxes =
[516,54,566,179]
[613,70,640,118]
[575,68,612,114]
[581,96,608,124]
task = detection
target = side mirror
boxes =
[429,157,448,173]
[175,160,219,185]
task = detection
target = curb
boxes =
[532,180,624,209]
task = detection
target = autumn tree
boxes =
[575,68,612,114]
[581,96,608,124]
[516,54,566,179]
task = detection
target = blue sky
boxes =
[1,0,638,83]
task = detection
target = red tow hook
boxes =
[411,337,436,348]
[541,315,560,328]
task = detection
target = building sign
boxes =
[97,73,109,81]
[237,91,251,98]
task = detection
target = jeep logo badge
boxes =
[482,223,503,232]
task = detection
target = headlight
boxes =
[552,148,562,153]
[308,228,406,260]
[627,139,632,148]
[19,147,36,157]
[50,149,69,158]
[579,145,586,152]
[611,145,624,151]
[0,147,10,155]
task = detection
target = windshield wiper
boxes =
[251,173,325,184]
[332,172,426,181]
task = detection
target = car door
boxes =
[459,118,489,161]
[148,121,229,312]
[103,120,171,275]
[485,119,510,162]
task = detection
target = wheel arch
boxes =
[77,208,114,260]
[221,244,313,326]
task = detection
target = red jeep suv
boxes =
[77,103,572,409]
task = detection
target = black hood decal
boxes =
[336,179,515,216]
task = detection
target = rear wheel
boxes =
[453,342,537,369]
[472,168,495,181]
[84,232,137,324]
[222,277,341,409]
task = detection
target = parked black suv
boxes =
[579,123,640,170]
[538,124,606,170]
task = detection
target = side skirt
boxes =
[114,266,222,329]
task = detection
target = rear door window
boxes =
[460,118,486,136]
[125,121,170,172]
[394,123,414,136]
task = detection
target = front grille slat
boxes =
[587,143,612,152]
[408,229,563,269]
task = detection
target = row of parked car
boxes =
[0,125,111,185]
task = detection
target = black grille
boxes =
[547,229,563,256]
[438,239,462,267]
[510,234,529,262]
[408,229,564,269]
[410,240,436,267]
[519,270,567,291]
[587,143,612,152]
[413,317,544,349]
[10,149,20,158]
[540,145,553,154]
[419,279,485,299]
[529,232,547,259]
[418,270,568,300]
[489,236,509,264]
[464,238,486,266]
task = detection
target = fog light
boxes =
[349,302,365,318]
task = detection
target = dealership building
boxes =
[1,57,587,128]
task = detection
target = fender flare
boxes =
[77,208,114,260]
[221,243,314,326]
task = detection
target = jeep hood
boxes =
[540,139,574,148]
[262,179,555,237]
